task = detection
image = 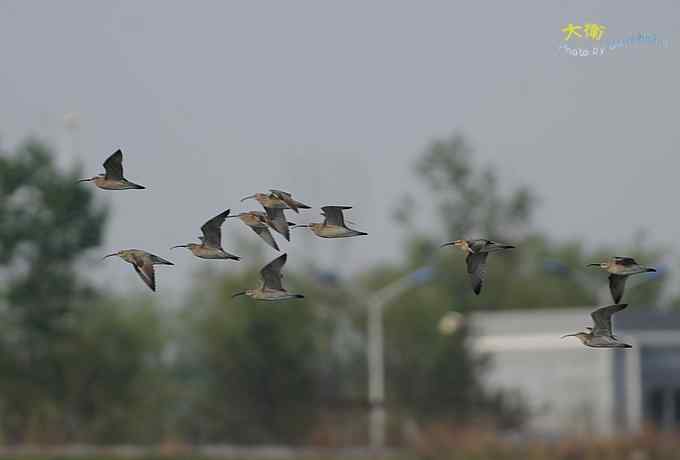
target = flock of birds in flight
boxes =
[79,150,657,348]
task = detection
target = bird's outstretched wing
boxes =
[103,149,124,180]
[149,253,174,265]
[466,252,489,295]
[201,209,230,248]
[608,274,628,304]
[321,206,352,227]
[265,207,290,241]
[251,225,280,251]
[591,303,628,337]
[261,253,287,290]
[133,260,156,292]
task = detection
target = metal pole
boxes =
[365,266,433,448]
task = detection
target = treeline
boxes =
[0,137,669,444]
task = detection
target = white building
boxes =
[471,307,680,435]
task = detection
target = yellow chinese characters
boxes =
[562,23,606,41]
[584,23,606,40]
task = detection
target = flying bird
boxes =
[225,211,293,251]
[232,253,304,301]
[171,209,241,260]
[587,257,656,303]
[440,239,515,295]
[293,206,368,238]
[241,190,310,213]
[77,149,146,190]
[561,304,632,348]
[103,249,173,292]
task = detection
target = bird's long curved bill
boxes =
[77,178,93,183]
[102,253,117,260]
[560,333,578,339]
[240,194,257,202]
[291,224,309,229]
[586,263,600,267]
[231,291,247,298]
[170,245,188,249]
[440,241,455,248]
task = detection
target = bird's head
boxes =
[291,223,319,231]
[587,262,608,269]
[240,193,265,203]
[102,250,122,261]
[171,243,200,251]
[232,289,255,299]
[440,240,471,253]
[561,331,589,343]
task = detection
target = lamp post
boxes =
[366,266,433,448]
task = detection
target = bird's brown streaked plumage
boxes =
[561,304,632,348]
[587,257,656,303]
[231,253,304,301]
[440,238,515,295]
[77,149,146,190]
[103,249,173,292]
[293,206,368,239]
[171,209,241,260]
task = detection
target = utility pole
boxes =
[366,266,433,449]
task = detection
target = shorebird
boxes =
[561,304,632,348]
[225,211,282,251]
[293,206,368,238]
[440,239,515,295]
[587,257,657,303]
[232,253,304,301]
[171,209,241,260]
[241,190,311,213]
[77,149,146,190]
[103,249,173,292]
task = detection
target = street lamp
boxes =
[366,265,434,448]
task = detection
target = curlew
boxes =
[293,206,368,238]
[171,209,241,260]
[225,211,282,251]
[561,304,632,348]
[241,190,310,213]
[440,239,515,295]
[587,257,656,303]
[77,149,146,190]
[103,249,173,292]
[232,253,304,301]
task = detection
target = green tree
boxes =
[0,140,170,443]
[176,263,325,444]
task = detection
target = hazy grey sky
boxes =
[1,1,679,297]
